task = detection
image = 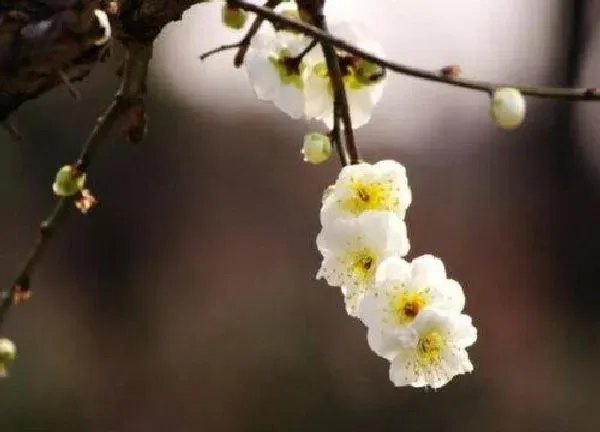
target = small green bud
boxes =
[0,338,16,364]
[0,338,16,378]
[221,5,247,30]
[490,87,526,130]
[355,58,386,85]
[52,165,86,197]
[302,132,332,165]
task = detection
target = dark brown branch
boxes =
[310,9,359,165]
[0,41,153,329]
[200,42,242,61]
[229,0,600,101]
[329,113,347,166]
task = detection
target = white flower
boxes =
[243,6,314,119]
[357,255,465,360]
[321,160,411,223]
[303,21,387,129]
[388,308,477,389]
[316,211,410,313]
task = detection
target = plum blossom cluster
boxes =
[235,2,478,389]
[243,3,386,128]
[316,160,477,389]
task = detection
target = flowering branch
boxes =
[0,41,153,329]
[228,0,600,101]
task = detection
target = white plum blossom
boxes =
[303,21,387,129]
[316,211,410,314]
[357,255,465,360]
[243,10,313,119]
[387,309,477,389]
[320,160,412,224]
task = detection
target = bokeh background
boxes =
[1,0,600,430]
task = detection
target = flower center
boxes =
[348,248,377,284]
[416,331,444,366]
[341,178,398,215]
[392,291,429,324]
[270,53,304,89]
[338,54,386,89]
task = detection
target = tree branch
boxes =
[228,0,600,101]
[232,0,282,67]
[310,8,359,165]
[0,41,153,329]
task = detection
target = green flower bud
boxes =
[52,165,86,197]
[0,338,16,364]
[302,132,331,165]
[221,5,247,30]
[490,87,526,129]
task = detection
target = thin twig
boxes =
[1,118,22,142]
[200,42,241,61]
[329,113,347,166]
[292,39,317,61]
[0,42,154,329]
[229,0,600,101]
[57,70,81,101]
[232,0,281,68]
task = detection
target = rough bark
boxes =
[0,0,205,120]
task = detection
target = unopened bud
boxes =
[490,87,526,130]
[0,339,16,364]
[53,165,86,197]
[302,133,331,165]
[75,189,98,214]
[0,338,16,378]
[440,64,461,78]
[221,5,247,30]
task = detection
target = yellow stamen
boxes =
[392,291,429,324]
[341,178,399,215]
[416,331,444,366]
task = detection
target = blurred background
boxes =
[1,0,599,430]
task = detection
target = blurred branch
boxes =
[228,0,600,101]
[0,41,153,329]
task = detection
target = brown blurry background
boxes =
[1,0,600,431]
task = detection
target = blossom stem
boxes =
[0,41,154,329]
[292,39,318,62]
[200,43,241,61]
[309,9,360,165]
[330,113,348,166]
[228,0,600,101]
[232,0,282,68]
